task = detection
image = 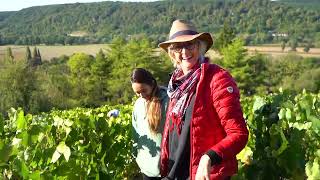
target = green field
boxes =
[0,44,109,61]
[1,44,320,61]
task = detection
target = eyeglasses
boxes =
[169,41,197,53]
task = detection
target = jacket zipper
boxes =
[190,63,207,179]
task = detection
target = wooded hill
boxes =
[0,0,319,46]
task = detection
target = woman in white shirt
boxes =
[131,68,168,180]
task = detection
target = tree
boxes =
[294,68,320,92]
[91,49,110,77]
[90,49,111,105]
[289,39,298,51]
[304,46,310,53]
[246,53,269,94]
[213,19,236,54]
[67,53,94,106]
[39,55,74,110]
[32,47,42,66]
[266,54,306,93]
[0,47,14,66]
[221,38,248,69]
[25,46,32,66]
[220,38,260,95]
[303,41,312,53]
[0,60,41,115]
[33,46,38,59]
[106,36,167,104]
[37,49,42,63]
[5,47,14,62]
[105,37,129,104]
[152,51,174,87]
[281,41,286,52]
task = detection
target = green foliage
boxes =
[303,42,312,53]
[89,49,112,106]
[0,37,173,115]
[0,0,319,46]
[306,153,320,180]
[67,53,95,106]
[284,68,320,93]
[235,91,320,180]
[0,60,43,115]
[281,41,286,51]
[266,54,320,94]
[213,19,236,54]
[5,47,14,62]
[68,53,93,77]
[245,53,269,94]
[0,91,318,179]
[153,51,174,86]
[107,37,142,104]
[106,37,172,104]
[38,56,75,110]
[30,47,42,66]
[0,105,139,179]
[220,38,268,95]
[281,0,320,10]
[221,38,248,67]
[289,38,298,51]
[92,49,109,77]
[25,46,32,65]
[1,37,319,117]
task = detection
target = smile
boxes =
[182,57,193,60]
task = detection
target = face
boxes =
[169,40,200,74]
[131,82,153,100]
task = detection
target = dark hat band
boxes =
[169,30,198,40]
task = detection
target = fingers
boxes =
[195,154,211,180]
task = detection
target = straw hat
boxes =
[158,19,213,52]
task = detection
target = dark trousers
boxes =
[142,174,162,180]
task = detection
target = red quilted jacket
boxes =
[160,63,249,180]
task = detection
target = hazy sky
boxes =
[1,0,158,12]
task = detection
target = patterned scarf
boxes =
[167,64,201,135]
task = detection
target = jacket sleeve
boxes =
[209,70,248,160]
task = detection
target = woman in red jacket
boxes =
[158,20,249,180]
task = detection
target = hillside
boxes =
[279,0,320,9]
[0,0,319,46]
[0,11,14,22]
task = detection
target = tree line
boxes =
[0,34,319,117]
[0,0,319,47]
[0,37,173,116]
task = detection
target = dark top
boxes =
[167,95,196,180]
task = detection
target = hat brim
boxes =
[158,32,213,53]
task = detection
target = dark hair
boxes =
[131,68,161,134]
[131,68,156,87]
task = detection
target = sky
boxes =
[0,0,157,12]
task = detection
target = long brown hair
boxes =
[131,68,162,134]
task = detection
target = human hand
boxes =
[195,154,211,180]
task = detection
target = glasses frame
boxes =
[169,40,198,53]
